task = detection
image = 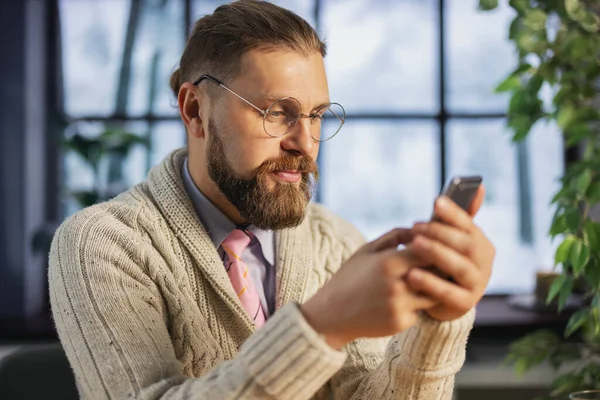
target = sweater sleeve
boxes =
[48,211,347,400]
[326,219,475,399]
[330,309,475,399]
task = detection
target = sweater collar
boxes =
[146,148,314,331]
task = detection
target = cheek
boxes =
[220,127,275,176]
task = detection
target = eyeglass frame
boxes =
[193,74,345,142]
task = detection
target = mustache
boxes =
[256,155,319,176]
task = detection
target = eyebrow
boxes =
[262,95,331,111]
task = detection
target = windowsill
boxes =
[458,295,576,390]
[474,294,572,327]
[468,294,572,353]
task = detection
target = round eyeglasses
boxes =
[194,75,345,142]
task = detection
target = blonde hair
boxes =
[169,0,327,98]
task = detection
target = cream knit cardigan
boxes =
[49,148,474,400]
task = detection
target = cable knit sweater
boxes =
[48,148,474,400]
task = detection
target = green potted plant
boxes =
[62,127,149,208]
[32,126,148,255]
[479,0,600,397]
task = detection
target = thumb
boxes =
[362,228,414,254]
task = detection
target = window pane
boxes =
[128,0,185,116]
[149,121,187,167]
[192,1,315,28]
[60,0,129,116]
[320,120,440,240]
[446,119,563,294]
[446,1,517,113]
[60,0,184,117]
[322,0,438,114]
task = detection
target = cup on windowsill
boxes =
[570,390,600,399]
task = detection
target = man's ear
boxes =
[178,82,206,139]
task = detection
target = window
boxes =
[58,0,564,294]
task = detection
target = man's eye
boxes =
[269,110,286,117]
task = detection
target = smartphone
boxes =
[431,175,483,221]
[425,175,482,279]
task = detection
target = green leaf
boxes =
[509,0,529,13]
[555,236,576,265]
[585,220,600,250]
[509,16,523,41]
[509,89,528,113]
[495,75,522,93]
[592,294,600,308]
[558,275,574,311]
[565,122,593,146]
[565,0,581,19]
[585,258,600,288]
[523,9,547,31]
[549,344,581,370]
[516,33,547,54]
[478,0,499,11]
[569,239,590,277]
[507,330,560,375]
[557,105,577,129]
[526,73,544,96]
[586,182,600,203]
[566,35,589,59]
[550,212,567,237]
[579,10,600,33]
[565,307,590,337]
[553,85,574,107]
[537,62,557,84]
[551,187,573,205]
[575,169,593,194]
[508,114,536,141]
[565,208,581,232]
[550,372,584,396]
[514,357,530,376]
[547,274,567,304]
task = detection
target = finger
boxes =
[433,196,475,232]
[410,293,438,310]
[411,221,472,256]
[411,235,479,288]
[378,248,413,278]
[468,185,486,217]
[365,228,414,253]
[405,268,473,313]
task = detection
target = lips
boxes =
[272,170,302,182]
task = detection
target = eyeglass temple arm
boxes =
[194,74,266,116]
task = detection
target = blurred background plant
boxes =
[480,0,600,398]
[62,127,149,208]
[31,127,148,255]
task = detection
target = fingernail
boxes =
[436,197,450,209]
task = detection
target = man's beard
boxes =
[206,119,319,230]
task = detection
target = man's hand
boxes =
[405,185,495,321]
[300,228,437,350]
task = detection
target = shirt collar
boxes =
[181,157,275,265]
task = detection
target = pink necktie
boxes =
[221,228,266,328]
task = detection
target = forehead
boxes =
[234,48,329,102]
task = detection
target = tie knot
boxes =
[221,228,253,259]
